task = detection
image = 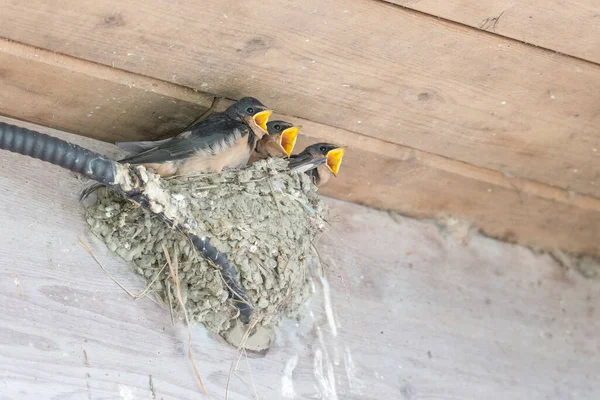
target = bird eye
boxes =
[319,146,327,152]
[246,107,254,114]
[274,124,281,131]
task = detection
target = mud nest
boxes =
[84,158,327,338]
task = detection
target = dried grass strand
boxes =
[162,245,211,399]
[225,319,259,400]
[79,238,137,298]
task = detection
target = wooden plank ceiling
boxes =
[0,0,598,256]
[390,0,600,63]
[1,0,599,197]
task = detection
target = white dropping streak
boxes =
[320,275,338,337]
[314,349,339,400]
[344,346,365,394]
[282,354,299,398]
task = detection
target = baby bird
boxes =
[247,120,301,164]
[289,143,347,187]
[117,97,273,177]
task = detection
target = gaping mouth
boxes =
[278,126,301,157]
[253,110,273,134]
[326,147,347,176]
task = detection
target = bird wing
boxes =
[288,152,326,173]
[115,138,171,153]
[119,115,249,164]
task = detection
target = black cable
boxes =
[0,122,117,185]
[0,122,253,323]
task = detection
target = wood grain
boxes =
[1,0,599,197]
[0,39,213,142]
[389,0,600,64]
[0,38,599,256]
[0,123,598,399]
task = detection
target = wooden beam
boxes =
[1,0,599,197]
[388,0,600,64]
[0,39,213,142]
[290,131,600,257]
[0,38,598,258]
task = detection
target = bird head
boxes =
[289,142,347,177]
[226,97,273,136]
[313,143,347,176]
[266,120,301,157]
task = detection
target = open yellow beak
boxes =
[326,147,347,176]
[278,126,301,157]
[253,110,273,134]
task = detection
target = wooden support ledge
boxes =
[0,39,598,257]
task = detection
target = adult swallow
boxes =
[288,143,347,187]
[247,120,301,164]
[116,97,273,177]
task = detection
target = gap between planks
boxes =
[376,0,600,69]
[383,0,600,66]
